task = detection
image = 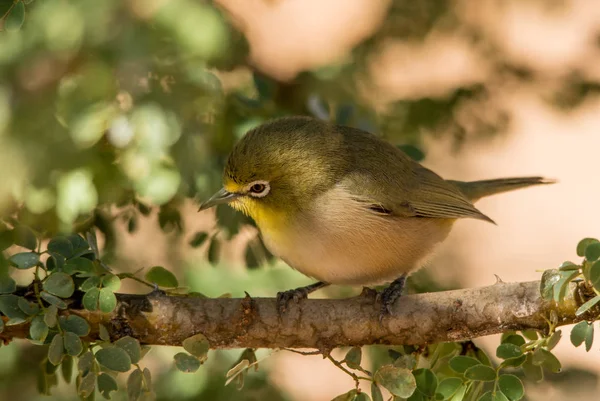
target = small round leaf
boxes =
[464,365,497,381]
[436,377,462,400]
[449,356,481,374]
[182,333,210,360]
[59,315,90,336]
[577,238,599,257]
[96,347,132,372]
[83,288,100,311]
[144,266,178,288]
[48,334,65,366]
[98,373,118,399]
[63,332,83,356]
[48,237,74,259]
[497,374,524,401]
[413,368,438,397]
[9,252,39,269]
[30,315,49,342]
[174,352,201,373]
[43,272,75,298]
[496,343,522,360]
[585,242,600,261]
[374,365,416,398]
[98,288,117,313]
[115,336,141,364]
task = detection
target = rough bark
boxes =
[1,281,594,350]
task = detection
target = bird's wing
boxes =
[340,164,494,223]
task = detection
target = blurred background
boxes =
[0,0,598,400]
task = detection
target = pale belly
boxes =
[259,208,455,286]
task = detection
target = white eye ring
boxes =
[247,180,270,198]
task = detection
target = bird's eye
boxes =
[247,181,270,197]
[250,183,265,193]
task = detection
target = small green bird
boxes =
[199,116,553,316]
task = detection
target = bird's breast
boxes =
[258,186,455,285]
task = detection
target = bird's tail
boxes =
[449,177,556,202]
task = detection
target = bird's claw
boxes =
[276,288,309,314]
[377,274,407,323]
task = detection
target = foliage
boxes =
[0,0,599,400]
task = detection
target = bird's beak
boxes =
[198,188,240,211]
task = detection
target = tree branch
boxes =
[1,281,595,350]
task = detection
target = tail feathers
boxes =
[450,177,556,202]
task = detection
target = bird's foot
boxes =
[276,281,328,314]
[378,274,407,322]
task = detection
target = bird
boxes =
[199,115,554,317]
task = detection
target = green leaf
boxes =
[448,356,481,374]
[78,371,96,398]
[64,331,83,356]
[413,368,438,397]
[496,343,522,359]
[81,276,102,292]
[521,329,538,340]
[464,365,496,382]
[0,274,17,293]
[532,348,561,373]
[115,336,141,364]
[501,334,525,347]
[5,1,25,32]
[436,377,463,400]
[497,374,524,401]
[584,322,594,351]
[522,354,543,382]
[59,315,90,336]
[97,373,118,399]
[99,324,110,342]
[585,242,600,261]
[83,288,100,311]
[78,351,95,376]
[98,288,117,313]
[48,237,74,259]
[355,393,370,401]
[174,352,201,373]
[371,383,384,401]
[343,347,362,370]
[575,295,600,316]
[553,270,579,302]
[0,294,28,319]
[393,354,417,370]
[30,315,49,342]
[43,272,75,298]
[102,274,121,291]
[546,330,562,350]
[499,354,526,369]
[67,234,89,252]
[44,304,58,327]
[144,266,178,288]
[9,252,39,269]
[450,384,467,401]
[47,252,65,271]
[182,333,210,361]
[96,347,132,372]
[189,232,209,248]
[558,261,579,271]
[577,238,599,256]
[127,369,143,401]
[40,291,67,309]
[540,269,560,301]
[374,365,416,398]
[64,257,94,275]
[18,297,39,315]
[48,333,65,365]
[588,260,600,292]
[62,355,73,384]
